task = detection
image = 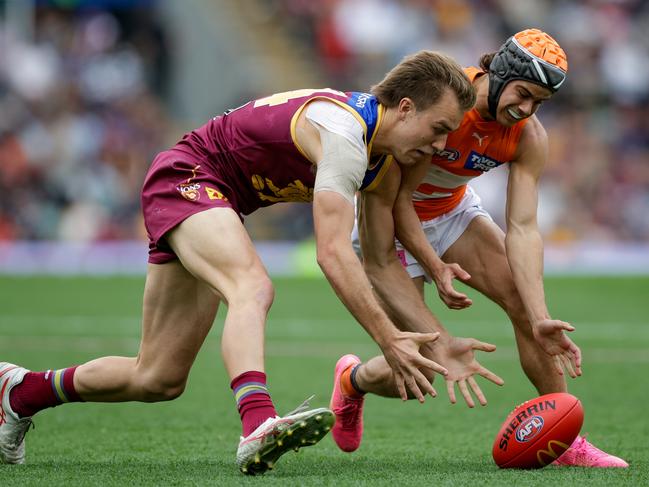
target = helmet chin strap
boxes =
[487,34,567,120]
[487,77,501,120]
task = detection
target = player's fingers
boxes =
[439,295,452,307]
[478,367,505,386]
[479,367,505,386]
[468,376,487,406]
[561,353,577,378]
[440,293,471,310]
[405,375,425,403]
[572,357,582,376]
[447,292,471,305]
[395,374,408,401]
[458,379,475,408]
[572,358,582,377]
[450,297,472,308]
[412,369,437,399]
[557,320,575,332]
[571,344,582,370]
[553,355,564,376]
[446,379,457,404]
[470,339,497,353]
[450,263,471,281]
[447,288,467,299]
[417,355,448,377]
[415,332,441,344]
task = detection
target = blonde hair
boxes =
[371,50,476,112]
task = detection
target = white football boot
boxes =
[236,395,334,475]
[0,363,33,464]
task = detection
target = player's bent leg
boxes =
[441,216,565,394]
[1,262,219,465]
[443,217,628,467]
[167,207,333,473]
[167,207,274,379]
[74,261,219,402]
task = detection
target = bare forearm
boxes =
[394,198,443,276]
[364,259,447,336]
[318,247,397,347]
[393,160,444,275]
[505,228,549,323]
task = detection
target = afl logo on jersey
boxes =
[434,148,460,161]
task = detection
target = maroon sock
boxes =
[9,367,83,418]
[230,371,277,437]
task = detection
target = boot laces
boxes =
[284,394,316,416]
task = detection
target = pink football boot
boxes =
[552,435,629,468]
[329,354,364,452]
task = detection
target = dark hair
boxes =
[479,52,497,72]
[371,50,476,112]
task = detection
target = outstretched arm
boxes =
[359,163,446,334]
[313,190,448,401]
[297,102,449,401]
[360,163,503,405]
[506,119,582,377]
[393,160,472,309]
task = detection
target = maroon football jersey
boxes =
[142,89,393,263]
[169,89,389,215]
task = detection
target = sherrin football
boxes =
[492,392,584,469]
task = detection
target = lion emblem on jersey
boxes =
[251,175,313,203]
[177,182,201,201]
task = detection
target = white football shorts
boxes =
[351,185,493,283]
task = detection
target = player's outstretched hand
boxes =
[431,262,473,310]
[382,331,449,403]
[532,319,582,378]
[428,336,504,408]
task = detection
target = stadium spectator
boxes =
[0,5,172,242]
[1,1,648,244]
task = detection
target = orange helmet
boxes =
[488,28,568,119]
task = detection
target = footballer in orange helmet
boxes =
[334,29,628,468]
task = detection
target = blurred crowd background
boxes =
[1,0,648,246]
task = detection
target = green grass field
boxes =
[0,275,647,486]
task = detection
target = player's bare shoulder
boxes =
[514,115,549,165]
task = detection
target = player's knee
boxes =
[235,271,274,313]
[138,373,187,402]
[254,274,275,312]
